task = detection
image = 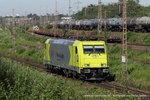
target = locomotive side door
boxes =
[73,46,79,66]
[74,46,79,67]
[72,46,79,67]
[72,46,76,66]
[45,44,50,61]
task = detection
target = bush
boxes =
[0,58,77,100]
[108,46,121,54]
[38,25,44,29]
[143,35,150,45]
[91,30,98,35]
[46,24,53,29]
[127,32,138,42]
[16,48,26,54]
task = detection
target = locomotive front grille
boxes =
[82,68,109,74]
[81,68,109,80]
[84,69,91,73]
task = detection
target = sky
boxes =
[0,0,149,16]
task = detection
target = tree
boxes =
[75,0,150,19]
[127,0,141,17]
[27,13,40,20]
[46,24,53,29]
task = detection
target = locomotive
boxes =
[44,39,109,80]
[33,26,39,31]
[56,17,150,32]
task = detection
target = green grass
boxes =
[108,45,150,63]
[1,57,131,100]
[0,58,77,99]
[127,32,150,45]
[0,27,47,64]
[0,27,150,98]
[108,45,150,91]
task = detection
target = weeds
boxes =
[0,27,150,98]
[0,58,126,100]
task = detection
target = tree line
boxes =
[1,0,150,23]
[75,0,150,20]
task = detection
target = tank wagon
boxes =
[44,39,109,80]
[57,17,150,32]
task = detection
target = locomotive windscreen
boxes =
[83,45,105,54]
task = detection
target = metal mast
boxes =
[76,0,81,12]
[55,0,58,36]
[40,5,42,25]
[69,0,71,17]
[55,0,58,21]
[12,8,15,26]
[24,12,27,30]
[98,0,102,35]
[104,10,107,30]
[12,8,16,53]
[122,0,128,72]
[85,7,87,18]
[68,0,71,31]
[46,5,48,25]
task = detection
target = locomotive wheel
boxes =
[68,70,73,78]
[73,71,78,79]
[141,29,146,33]
[47,65,54,72]
[63,69,70,77]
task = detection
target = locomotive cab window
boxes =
[83,45,105,54]
[94,46,105,53]
[83,46,93,54]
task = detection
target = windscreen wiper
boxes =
[98,52,101,55]
[89,53,92,56]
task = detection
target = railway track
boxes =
[31,30,121,42]
[2,55,150,99]
[96,82,150,97]
[26,30,150,54]
[27,30,150,50]
[108,43,150,51]
[25,30,150,65]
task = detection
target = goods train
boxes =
[56,17,150,32]
[44,39,109,80]
[32,26,122,42]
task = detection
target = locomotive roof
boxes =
[46,39,76,46]
[45,39,105,46]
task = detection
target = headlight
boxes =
[85,64,90,67]
[101,64,106,67]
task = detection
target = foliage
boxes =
[127,31,150,45]
[108,45,150,90]
[46,24,53,29]
[127,32,139,42]
[75,0,150,20]
[91,30,98,35]
[38,25,44,30]
[0,58,77,100]
[1,27,150,96]
[27,13,40,20]
[142,35,150,45]
[103,29,109,43]
[0,57,140,99]
[0,28,47,64]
